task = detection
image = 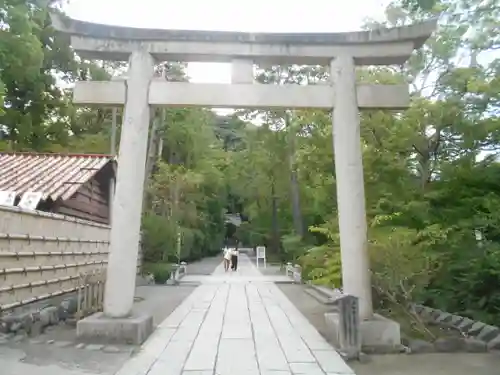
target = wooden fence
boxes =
[75,269,107,320]
[0,206,112,312]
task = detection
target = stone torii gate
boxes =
[51,14,436,344]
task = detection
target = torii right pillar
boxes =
[331,54,373,320]
[329,50,426,350]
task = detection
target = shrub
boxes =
[143,262,172,284]
[297,221,343,287]
[282,234,308,260]
[141,213,177,263]
[369,224,443,340]
[368,224,443,308]
[300,245,342,287]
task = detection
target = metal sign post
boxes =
[256,246,266,268]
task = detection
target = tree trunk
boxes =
[144,109,159,188]
[173,179,181,263]
[270,178,280,254]
[142,109,159,211]
[286,113,305,237]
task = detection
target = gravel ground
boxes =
[6,256,496,375]
[277,283,500,375]
[184,255,223,275]
[0,256,221,375]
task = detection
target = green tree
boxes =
[0,1,81,151]
[223,0,500,327]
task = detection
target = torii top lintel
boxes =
[50,13,437,66]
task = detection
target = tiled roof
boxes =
[0,152,114,201]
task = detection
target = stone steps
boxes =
[304,284,341,306]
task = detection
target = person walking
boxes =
[223,247,231,272]
[231,242,239,271]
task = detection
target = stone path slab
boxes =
[115,254,354,375]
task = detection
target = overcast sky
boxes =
[65,0,391,83]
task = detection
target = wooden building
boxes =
[0,152,116,224]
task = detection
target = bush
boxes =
[282,234,308,260]
[368,224,443,340]
[141,212,224,264]
[143,262,172,284]
[422,243,500,324]
[141,214,177,263]
[296,221,343,287]
[299,245,342,287]
[369,225,440,307]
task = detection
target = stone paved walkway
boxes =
[116,254,354,375]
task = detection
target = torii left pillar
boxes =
[77,51,155,344]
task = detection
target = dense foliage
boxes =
[2,0,500,326]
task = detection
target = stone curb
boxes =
[0,294,81,337]
[403,336,491,354]
[412,304,500,351]
[0,333,136,353]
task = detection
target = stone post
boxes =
[104,51,155,318]
[330,55,373,320]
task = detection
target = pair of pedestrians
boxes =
[223,246,239,271]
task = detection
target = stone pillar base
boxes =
[325,312,402,355]
[76,312,153,345]
[360,314,402,353]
